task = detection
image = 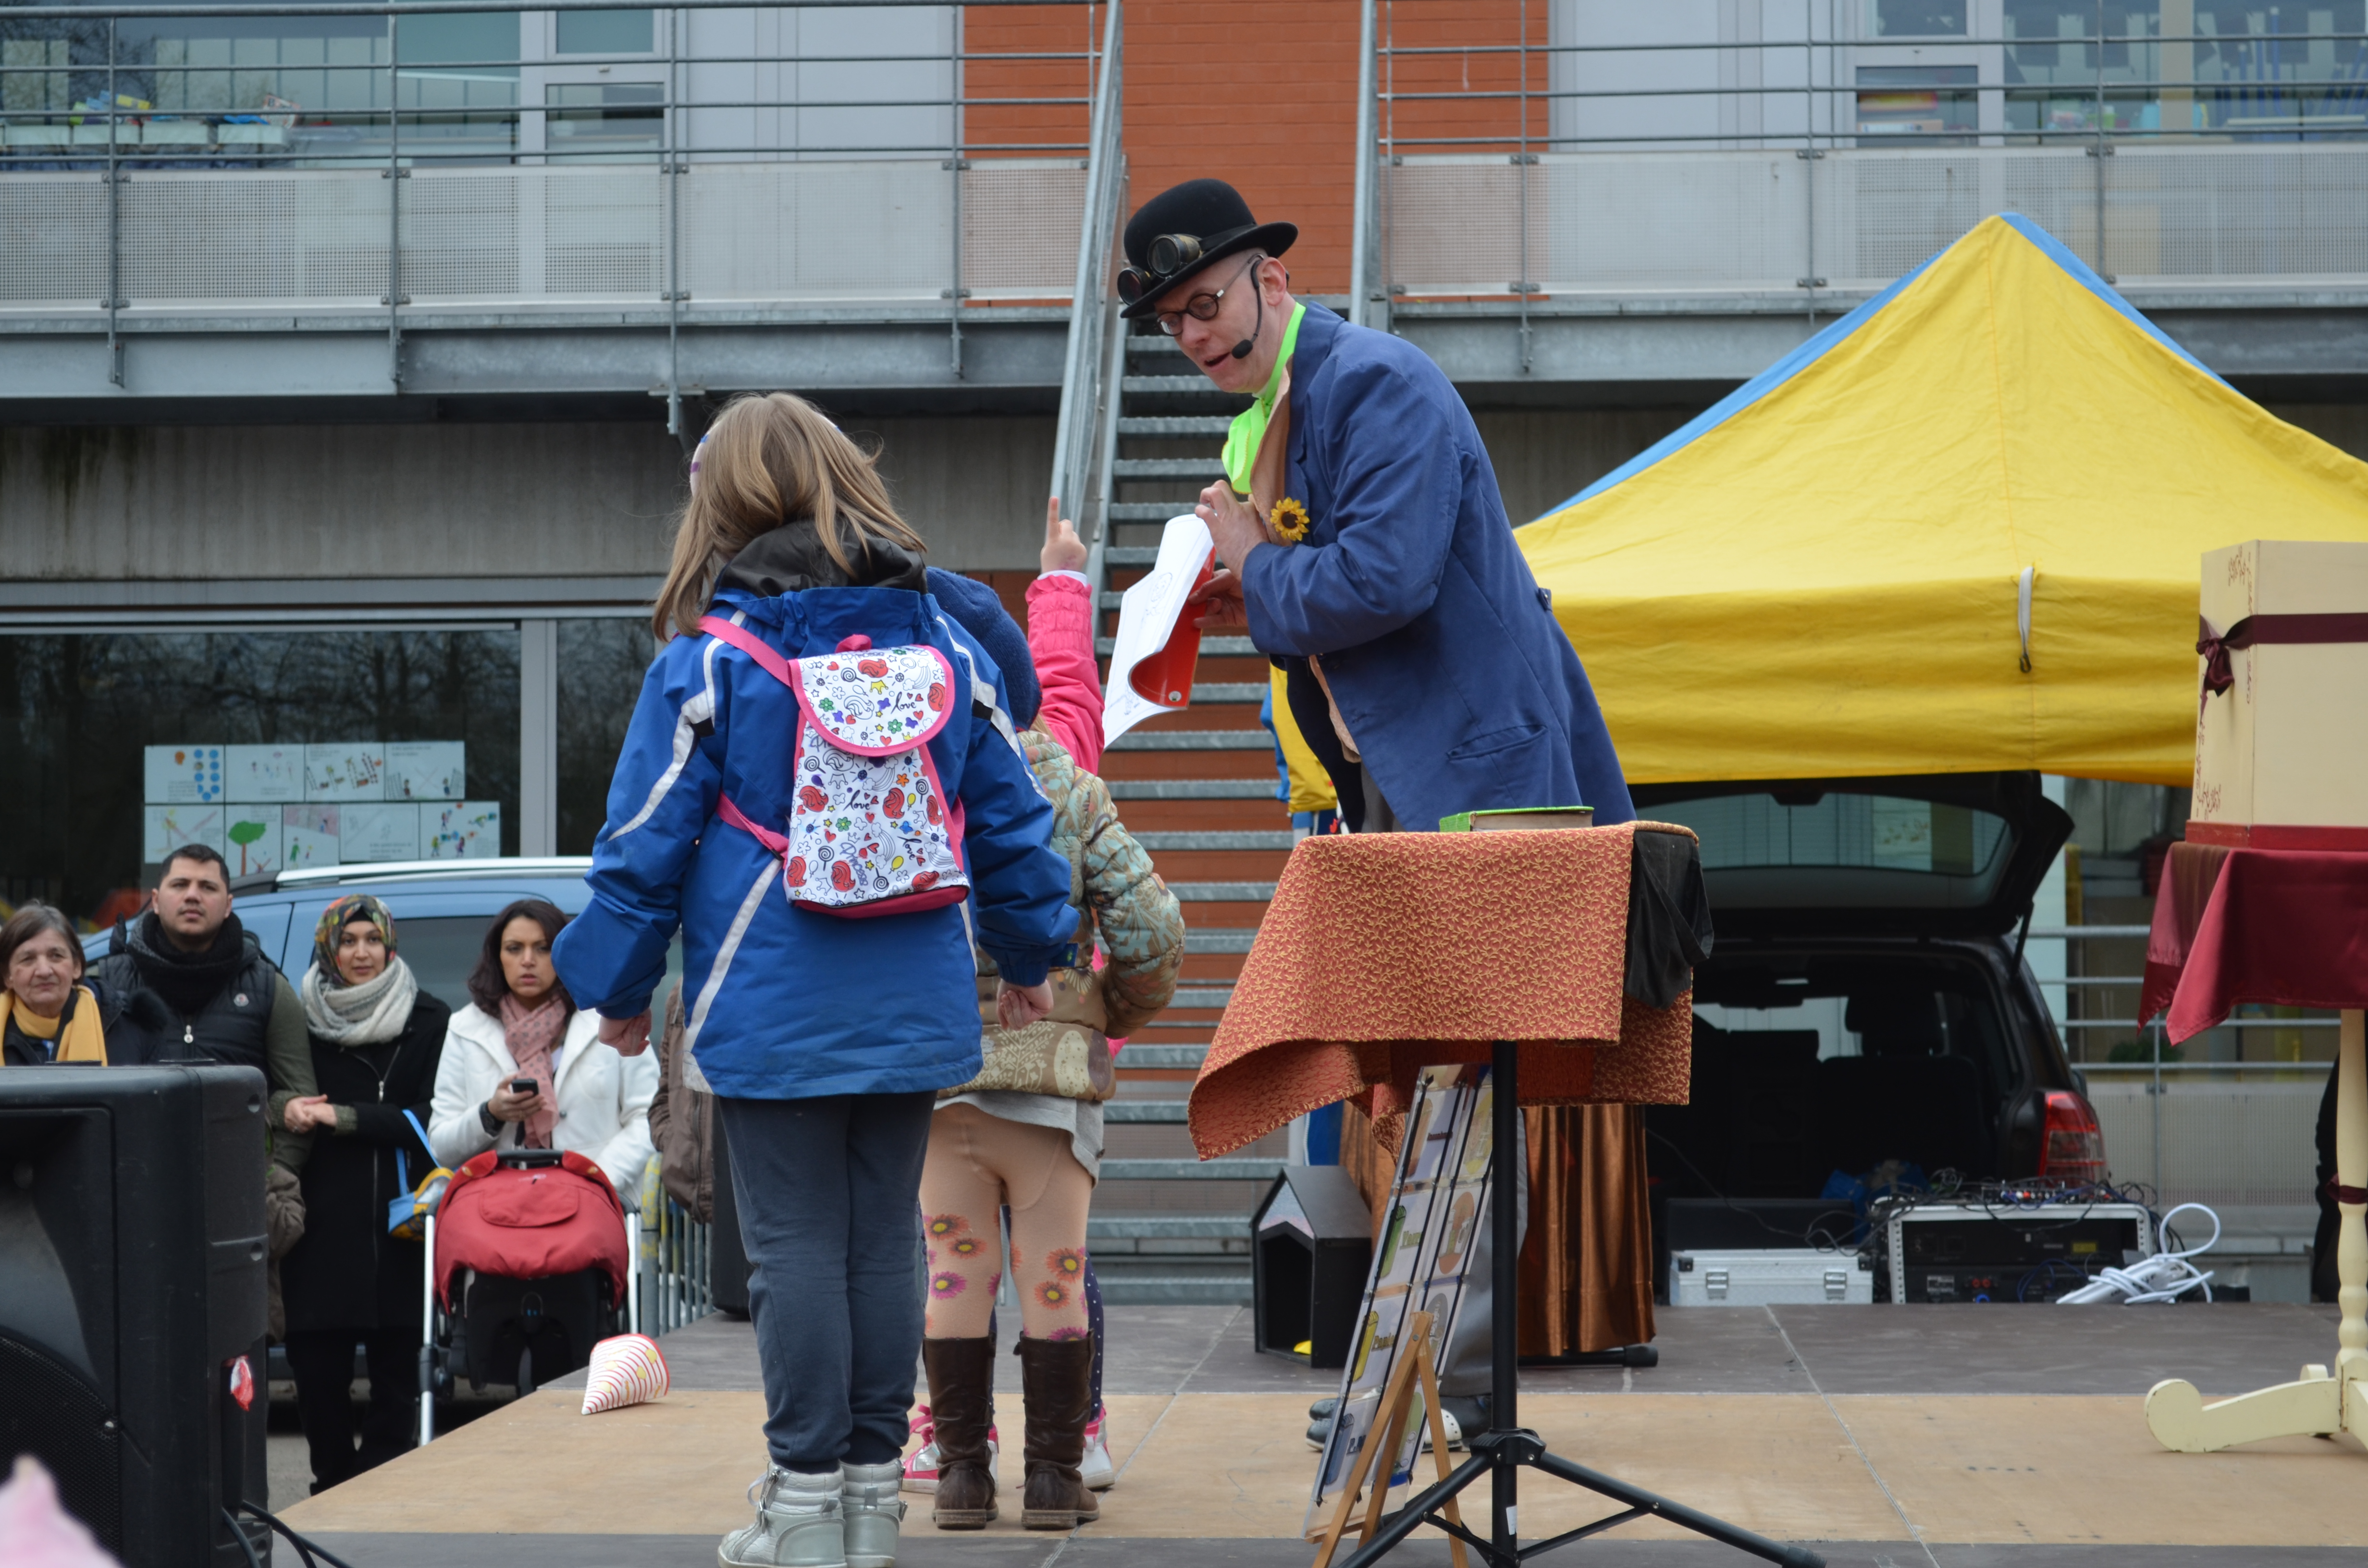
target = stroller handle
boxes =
[497,1148,566,1169]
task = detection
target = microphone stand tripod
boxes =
[1335,1041,1826,1568]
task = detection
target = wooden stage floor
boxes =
[279,1302,2367,1568]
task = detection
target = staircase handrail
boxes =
[1050,0,1126,540]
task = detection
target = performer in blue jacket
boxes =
[554,392,1075,1568]
[1119,178,1635,832]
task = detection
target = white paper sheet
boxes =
[340,802,420,862]
[145,745,224,804]
[1101,513,1216,748]
[386,740,467,801]
[223,807,282,878]
[283,805,341,870]
[223,745,304,803]
[305,743,387,802]
[424,801,501,859]
[144,804,224,862]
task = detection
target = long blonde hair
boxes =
[653,393,927,640]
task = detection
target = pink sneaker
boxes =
[1080,1405,1114,1491]
[900,1404,1000,1494]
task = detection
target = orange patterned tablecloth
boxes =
[1185,824,1697,1159]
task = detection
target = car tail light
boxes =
[2037,1089,2106,1185]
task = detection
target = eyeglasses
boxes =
[1147,254,1262,338]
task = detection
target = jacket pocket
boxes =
[1445,723,1546,763]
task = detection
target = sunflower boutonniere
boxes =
[1270,497,1312,545]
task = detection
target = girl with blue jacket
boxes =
[554,393,1075,1568]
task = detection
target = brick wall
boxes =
[967,0,1539,298]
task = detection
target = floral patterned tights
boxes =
[919,1102,1094,1341]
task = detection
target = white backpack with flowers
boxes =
[701,618,971,917]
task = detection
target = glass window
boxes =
[1870,0,1968,36]
[2003,2,2163,136]
[555,9,653,56]
[1651,793,2008,877]
[545,81,662,152]
[0,630,518,927]
[556,619,658,856]
[1857,64,1979,143]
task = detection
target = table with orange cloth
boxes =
[1185,824,1705,1354]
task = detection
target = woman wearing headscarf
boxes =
[427,898,657,1207]
[276,894,451,1494]
[1,904,113,1066]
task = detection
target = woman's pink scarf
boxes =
[499,994,568,1148]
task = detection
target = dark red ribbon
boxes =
[2197,612,2368,700]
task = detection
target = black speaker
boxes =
[1252,1164,1374,1368]
[0,1064,271,1566]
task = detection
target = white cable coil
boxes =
[2056,1203,2220,1305]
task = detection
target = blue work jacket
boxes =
[553,583,1073,1101]
[1241,303,1636,832]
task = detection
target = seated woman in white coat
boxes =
[429,899,657,1207]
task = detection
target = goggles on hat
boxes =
[1116,232,1209,305]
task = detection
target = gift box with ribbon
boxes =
[2190,540,2368,849]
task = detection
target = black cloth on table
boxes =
[1626,829,1714,1008]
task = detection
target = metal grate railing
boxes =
[0,0,1122,413]
[1343,4,2368,323]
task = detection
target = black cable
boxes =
[239,1500,361,1568]
[222,1508,264,1568]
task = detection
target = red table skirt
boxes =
[2141,840,2368,1041]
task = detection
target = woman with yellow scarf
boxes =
[2,904,112,1066]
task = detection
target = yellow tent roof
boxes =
[1519,214,2368,788]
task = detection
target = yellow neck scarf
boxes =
[8,985,108,1065]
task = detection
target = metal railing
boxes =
[2032,925,2336,1204]
[1343,6,2368,320]
[638,1186,714,1336]
[1046,0,1122,547]
[0,0,1120,413]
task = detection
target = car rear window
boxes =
[388,917,501,1013]
[1644,791,2015,912]
[1655,793,2009,874]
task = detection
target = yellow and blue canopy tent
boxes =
[1518,213,2368,788]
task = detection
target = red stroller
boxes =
[419,1147,635,1438]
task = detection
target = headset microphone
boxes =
[1230,274,1266,360]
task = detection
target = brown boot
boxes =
[922,1336,998,1529]
[1018,1335,1099,1529]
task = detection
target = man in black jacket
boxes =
[88,844,316,1164]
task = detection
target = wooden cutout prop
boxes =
[2146,1007,2368,1452]
[1310,1312,1470,1568]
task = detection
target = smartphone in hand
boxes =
[510,1077,538,1096]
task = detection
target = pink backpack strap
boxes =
[698,614,795,687]
[715,794,788,855]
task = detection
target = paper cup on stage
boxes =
[580,1333,669,1414]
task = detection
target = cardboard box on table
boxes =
[2190,539,2368,847]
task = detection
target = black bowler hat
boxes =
[1117,179,1297,319]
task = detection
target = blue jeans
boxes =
[718,1090,936,1473]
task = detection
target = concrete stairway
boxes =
[1083,331,1289,1305]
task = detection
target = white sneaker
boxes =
[1418,1409,1466,1453]
[1079,1406,1114,1491]
[840,1459,906,1568]
[899,1406,999,1494]
[718,1466,847,1568]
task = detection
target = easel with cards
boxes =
[1310,1311,1469,1568]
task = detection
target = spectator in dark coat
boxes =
[85,845,316,1162]
[276,894,450,1494]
